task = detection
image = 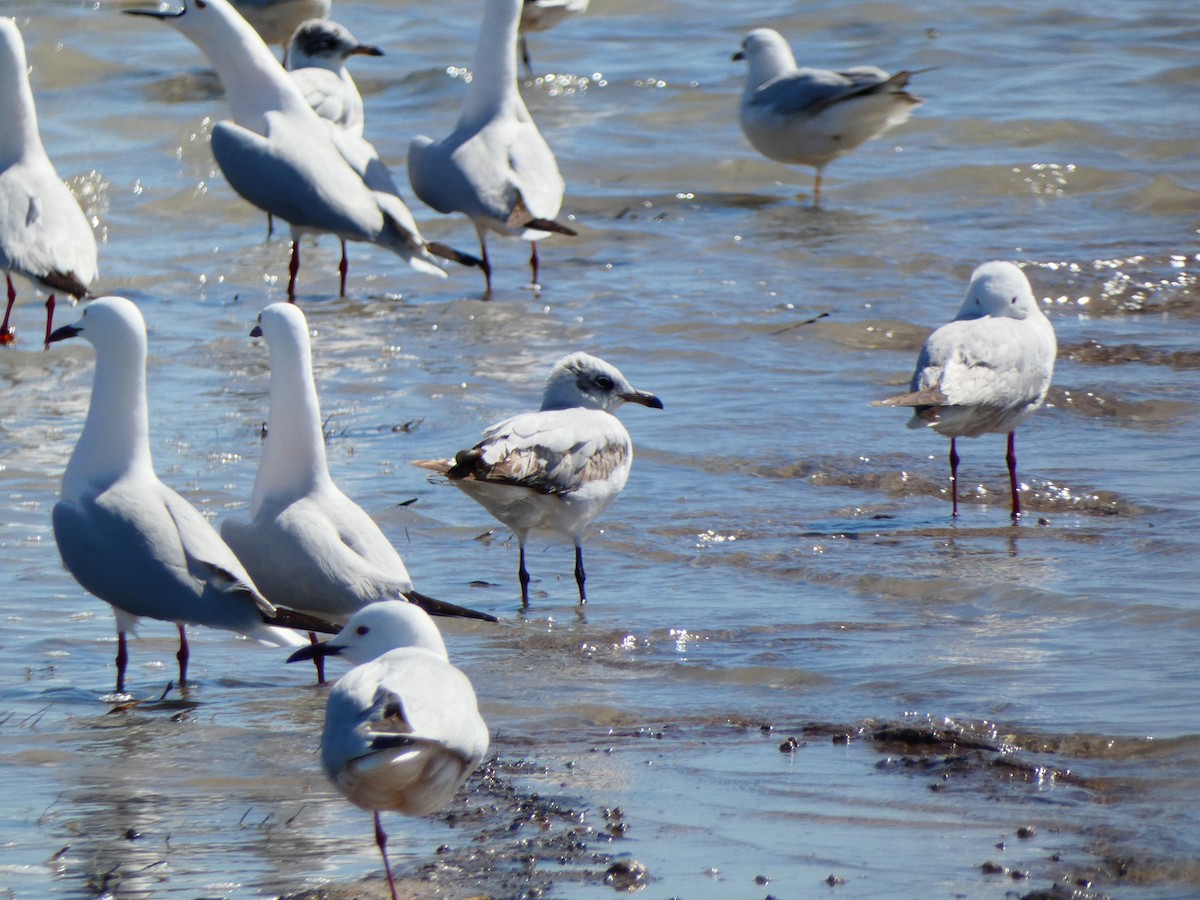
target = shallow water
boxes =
[1,0,1198,897]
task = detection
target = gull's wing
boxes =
[0,162,97,296]
[748,66,890,119]
[289,67,361,134]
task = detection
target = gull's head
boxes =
[956,261,1042,322]
[732,28,794,75]
[46,297,147,354]
[286,601,449,667]
[250,300,308,344]
[286,18,382,71]
[541,352,664,413]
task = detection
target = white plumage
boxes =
[285,18,379,137]
[733,27,924,205]
[47,298,306,696]
[873,261,1057,519]
[0,17,97,347]
[414,352,662,605]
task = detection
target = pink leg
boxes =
[1006,431,1021,521]
[338,241,348,297]
[43,294,56,350]
[115,631,129,694]
[177,624,190,684]
[308,631,325,684]
[374,811,399,900]
[949,437,960,517]
[287,241,300,303]
[1,274,16,345]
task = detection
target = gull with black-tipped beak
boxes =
[414,352,662,606]
[288,602,489,900]
[409,0,576,294]
[873,261,1057,520]
[126,0,477,300]
[45,297,330,696]
[222,302,496,682]
[0,17,97,348]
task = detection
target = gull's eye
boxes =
[595,375,615,391]
[356,625,369,635]
[195,0,207,7]
[1010,296,1018,304]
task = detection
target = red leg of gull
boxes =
[949,437,960,517]
[574,544,587,605]
[308,631,325,684]
[43,294,56,350]
[1,274,16,344]
[115,632,129,694]
[176,624,190,685]
[1006,431,1021,521]
[338,240,348,297]
[374,811,399,900]
[287,241,300,303]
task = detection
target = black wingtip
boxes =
[405,589,498,623]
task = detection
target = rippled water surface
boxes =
[2,0,1198,897]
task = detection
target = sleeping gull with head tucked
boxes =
[126,0,476,300]
[733,27,925,206]
[872,261,1057,520]
[0,17,97,348]
[46,297,319,696]
[414,352,662,606]
[288,602,489,900]
[408,0,576,294]
[221,303,496,680]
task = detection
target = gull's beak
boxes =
[286,640,344,664]
[622,389,664,410]
[45,323,82,344]
[249,324,263,338]
[731,50,745,62]
[351,44,384,58]
[124,1,186,20]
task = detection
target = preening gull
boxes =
[519,0,589,76]
[288,602,489,900]
[126,0,476,300]
[872,261,1057,520]
[414,352,662,606]
[733,27,924,205]
[46,297,315,696]
[0,17,97,347]
[408,0,576,294]
[221,303,496,679]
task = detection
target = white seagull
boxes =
[126,0,476,300]
[46,297,314,696]
[230,0,330,57]
[221,303,496,679]
[287,602,489,900]
[413,352,662,606]
[286,18,380,137]
[0,17,97,348]
[733,27,925,205]
[408,0,576,294]
[518,0,589,76]
[872,261,1057,520]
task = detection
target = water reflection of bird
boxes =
[873,261,1057,520]
[414,352,663,606]
[288,602,488,900]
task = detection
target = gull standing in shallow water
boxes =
[288,602,489,900]
[126,0,476,300]
[0,18,97,347]
[285,18,380,137]
[413,353,663,606]
[46,298,314,696]
[733,27,924,206]
[408,0,576,294]
[221,303,496,681]
[872,261,1057,520]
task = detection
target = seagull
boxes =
[221,303,497,681]
[0,17,97,348]
[45,297,323,696]
[287,602,489,900]
[872,261,1057,520]
[413,352,662,606]
[126,0,476,300]
[230,0,330,58]
[286,18,380,138]
[518,0,589,76]
[733,27,925,205]
[408,0,576,294]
